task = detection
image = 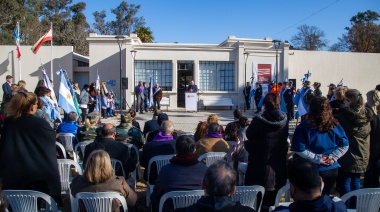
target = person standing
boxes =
[283,81,295,121]
[327,83,337,101]
[187,80,198,92]
[243,82,251,110]
[294,81,314,121]
[143,82,149,112]
[254,82,263,113]
[79,84,90,123]
[313,82,322,97]
[2,75,12,100]
[73,82,81,99]
[135,81,144,113]
[153,83,162,110]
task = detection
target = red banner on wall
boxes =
[257,64,272,84]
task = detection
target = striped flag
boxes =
[31,27,52,54]
[14,23,21,58]
[42,67,61,122]
[57,70,77,114]
[149,75,153,108]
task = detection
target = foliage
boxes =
[134,26,154,43]
[290,24,328,51]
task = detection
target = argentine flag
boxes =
[57,70,76,114]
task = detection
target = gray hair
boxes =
[203,160,237,196]
[160,120,174,134]
[207,122,220,134]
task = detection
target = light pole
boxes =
[273,40,281,93]
[115,35,125,115]
[243,52,249,112]
[130,49,137,110]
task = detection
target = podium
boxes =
[185,92,198,112]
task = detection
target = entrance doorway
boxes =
[177,61,194,107]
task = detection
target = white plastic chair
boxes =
[76,192,128,212]
[57,133,78,162]
[340,188,380,212]
[238,162,247,186]
[124,143,139,180]
[269,180,291,212]
[3,190,60,212]
[110,158,126,178]
[57,159,83,212]
[146,154,175,207]
[74,141,92,168]
[158,190,204,212]
[56,141,66,159]
[198,152,227,167]
[232,185,265,211]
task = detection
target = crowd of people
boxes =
[0,74,379,212]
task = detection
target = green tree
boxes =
[341,10,380,52]
[0,0,25,44]
[290,24,328,50]
[134,26,154,43]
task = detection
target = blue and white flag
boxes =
[249,63,257,100]
[57,70,76,114]
[95,71,100,111]
[149,75,153,108]
[42,68,61,122]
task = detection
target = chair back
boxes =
[237,162,247,186]
[110,158,126,178]
[3,190,60,212]
[76,192,128,212]
[56,141,66,159]
[75,141,92,157]
[232,186,265,211]
[158,190,204,212]
[340,188,380,212]
[124,143,139,180]
[57,133,76,152]
[198,152,227,167]
[147,154,175,183]
[274,180,291,207]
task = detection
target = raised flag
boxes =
[31,27,52,54]
[57,70,77,114]
[149,75,153,108]
[42,67,61,122]
[14,23,21,58]
[249,63,257,100]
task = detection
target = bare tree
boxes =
[291,24,328,51]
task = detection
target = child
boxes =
[107,93,116,117]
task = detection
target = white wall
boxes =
[288,50,380,96]
[0,45,73,100]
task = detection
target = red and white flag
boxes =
[14,23,21,58]
[31,27,52,54]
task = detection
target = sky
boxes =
[74,0,380,47]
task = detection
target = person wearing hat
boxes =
[313,82,322,97]
[78,111,102,142]
[116,113,143,149]
[254,82,263,113]
[327,83,336,100]
[2,75,13,100]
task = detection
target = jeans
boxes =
[363,159,380,188]
[154,98,160,110]
[319,168,338,196]
[80,108,88,123]
[144,98,149,111]
[107,108,115,116]
[338,171,361,208]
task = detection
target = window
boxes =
[199,61,235,91]
[134,60,173,91]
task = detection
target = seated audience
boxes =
[71,150,137,212]
[35,97,54,129]
[0,92,61,204]
[140,120,176,184]
[151,135,207,212]
[238,116,249,142]
[84,123,137,180]
[195,122,229,158]
[273,157,347,212]
[57,111,80,147]
[227,109,243,129]
[146,113,169,142]
[116,113,144,149]
[194,121,208,142]
[175,160,256,212]
[224,122,248,170]
[78,111,102,142]
[207,114,224,134]
[143,109,161,137]
[128,109,141,130]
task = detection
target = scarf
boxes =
[153,131,173,142]
[205,132,223,138]
[169,154,199,166]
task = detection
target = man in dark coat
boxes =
[187,80,198,92]
[254,82,263,113]
[2,75,12,100]
[140,120,176,184]
[151,135,207,212]
[143,109,161,137]
[273,158,347,212]
[243,82,251,110]
[175,160,256,212]
[283,81,295,121]
[135,81,145,113]
[84,123,137,178]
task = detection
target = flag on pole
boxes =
[42,67,61,122]
[149,75,153,108]
[57,70,77,114]
[14,23,21,58]
[95,71,100,111]
[249,63,257,100]
[31,27,52,54]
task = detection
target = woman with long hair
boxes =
[0,92,61,204]
[336,89,371,207]
[363,90,380,188]
[330,86,349,117]
[245,93,288,212]
[78,111,101,142]
[291,97,349,195]
[17,80,28,92]
[71,150,137,212]
[194,121,208,142]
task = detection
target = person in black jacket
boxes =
[243,82,251,110]
[254,82,263,113]
[283,81,295,121]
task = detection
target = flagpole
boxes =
[17,22,22,81]
[50,22,53,82]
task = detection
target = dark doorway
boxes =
[177,61,194,107]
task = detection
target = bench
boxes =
[160,97,170,111]
[203,98,234,110]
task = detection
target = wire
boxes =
[270,0,340,37]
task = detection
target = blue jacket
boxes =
[273,195,347,212]
[291,122,349,172]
